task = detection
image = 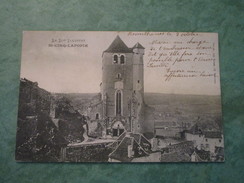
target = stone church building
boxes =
[87,36,152,138]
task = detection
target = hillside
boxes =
[55,93,98,114]
[16,79,87,161]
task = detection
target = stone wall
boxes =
[65,142,114,162]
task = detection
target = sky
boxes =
[20,31,221,95]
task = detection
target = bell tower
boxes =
[132,42,145,100]
[131,43,145,133]
[101,36,145,136]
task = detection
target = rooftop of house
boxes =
[204,131,222,138]
[193,149,211,161]
[185,123,223,139]
[161,141,194,155]
[215,147,224,156]
[185,124,203,135]
[161,152,191,162]
[108,132,152,162]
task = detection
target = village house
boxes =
[184,124,224,154]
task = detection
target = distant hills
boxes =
[144,92,222,115]
[55,92,222,132]
[55,92,222,117]
[55,92,222,113]
[144,93,221,106]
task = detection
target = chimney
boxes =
[151,137,158,151]
[128,144,134,158]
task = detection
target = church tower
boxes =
[131,42,145,133]
[101,36,145,137]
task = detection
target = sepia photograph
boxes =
[16,31,224,162]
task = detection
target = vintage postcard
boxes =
[16,31,224,162]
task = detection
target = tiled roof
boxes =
[194,149,210,161]
[215,147,224,156]
[133,42,145,49]
[214,147,224,161]
[104,36,132,53]
[117,131,126,141]
[186,124,203,135]
[107,131,126,149]
[204,131,222,138]
[161,141,194,155]
[143,132,154,140]
[108,133,151,162]
[186,123,222,139]
[104,36,144,53]
[130,133,140,143]
[161,152,191,162]
[129,133,151,153]
[108,137,135,162]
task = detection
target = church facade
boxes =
[87,36,146,137]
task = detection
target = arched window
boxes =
[116,90,122,115]
[120,55,125,64]
[96,113,99,119]
[113,55,118,63]
[112,121,125,136]
[117,73,122,79]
